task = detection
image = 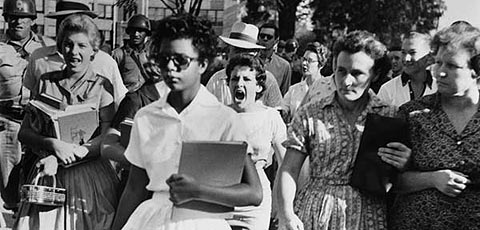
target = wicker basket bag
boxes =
[20,173,66,207]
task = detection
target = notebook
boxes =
[171,141,247,221]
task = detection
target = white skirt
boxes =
[122,192,231,230]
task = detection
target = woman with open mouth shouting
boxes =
[226,54,287,230]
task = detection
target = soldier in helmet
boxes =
[0,0,55,211]
[112,14,152,92]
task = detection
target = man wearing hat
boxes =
[112,14,151,92]
[0,0,56,211]
[206,21,282,108]
[23,0,127,107]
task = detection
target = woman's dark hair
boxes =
[333,30,387,77]
[226,54,267,100]
[149,13,218,66]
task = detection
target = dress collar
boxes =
[155,85,219,110]
[317,90,390,110]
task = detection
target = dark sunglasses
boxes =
[156,53,199,71]
[259,33,274,40]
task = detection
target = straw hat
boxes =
[219,22,265,49]
[46,0,97,19]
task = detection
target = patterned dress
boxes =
[390,93,480,230]
[284,91,397,230]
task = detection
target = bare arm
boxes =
[273,140,287,166]
[167,154,263,207]
[111,165,150,230]
[276,148,306,230]
[18,112,77,164]
[394,170,470,197]
[100,127,129,165]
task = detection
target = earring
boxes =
[439,72,447,78]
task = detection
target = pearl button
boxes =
[459,161,465,165]
[456,141,463,145]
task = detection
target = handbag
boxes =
[20,172,66,207]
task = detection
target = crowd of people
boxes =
[0,0,479,230]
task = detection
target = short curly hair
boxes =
[432,24,480,75]
[57,14,102,53]
[333,30,387,76]
[225,54,267,100]
[305,42,330,68]
[149,13,218,65]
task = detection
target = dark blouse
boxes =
[110,82,160,130]
[391,93,480,230]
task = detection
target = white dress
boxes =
[227,104,287,230]
[122,86,248,230]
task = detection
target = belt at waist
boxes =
[307,177,350,186]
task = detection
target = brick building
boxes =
[0,0,244,48]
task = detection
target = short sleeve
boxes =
[270,109,287,145]
[282,106,309,154]
[124,113,145,168]
[99,78,115,109]
[281,89,293,114]
[110,93,139,130]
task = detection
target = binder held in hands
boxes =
[171,141,247,221]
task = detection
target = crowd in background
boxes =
[0,0,480,230]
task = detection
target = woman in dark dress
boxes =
[390,23,480,230]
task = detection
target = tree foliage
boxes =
[242,0,302,40]
[311,0,446,47]
[115,0,205,16]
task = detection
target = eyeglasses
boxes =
[259,33,274,41]
[302,57,319,64]
[156,53,199,71]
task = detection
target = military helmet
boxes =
[126,14,151,35]
[3,0,37,19]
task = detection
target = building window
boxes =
[105,5,113,19]
[103,30,111,41]
[96,4,113,19]
[35,0,44,13]
[46,25,56,36]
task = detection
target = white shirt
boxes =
[282,80,309,118]
[125,85,248,192]
[377,72,437,107]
